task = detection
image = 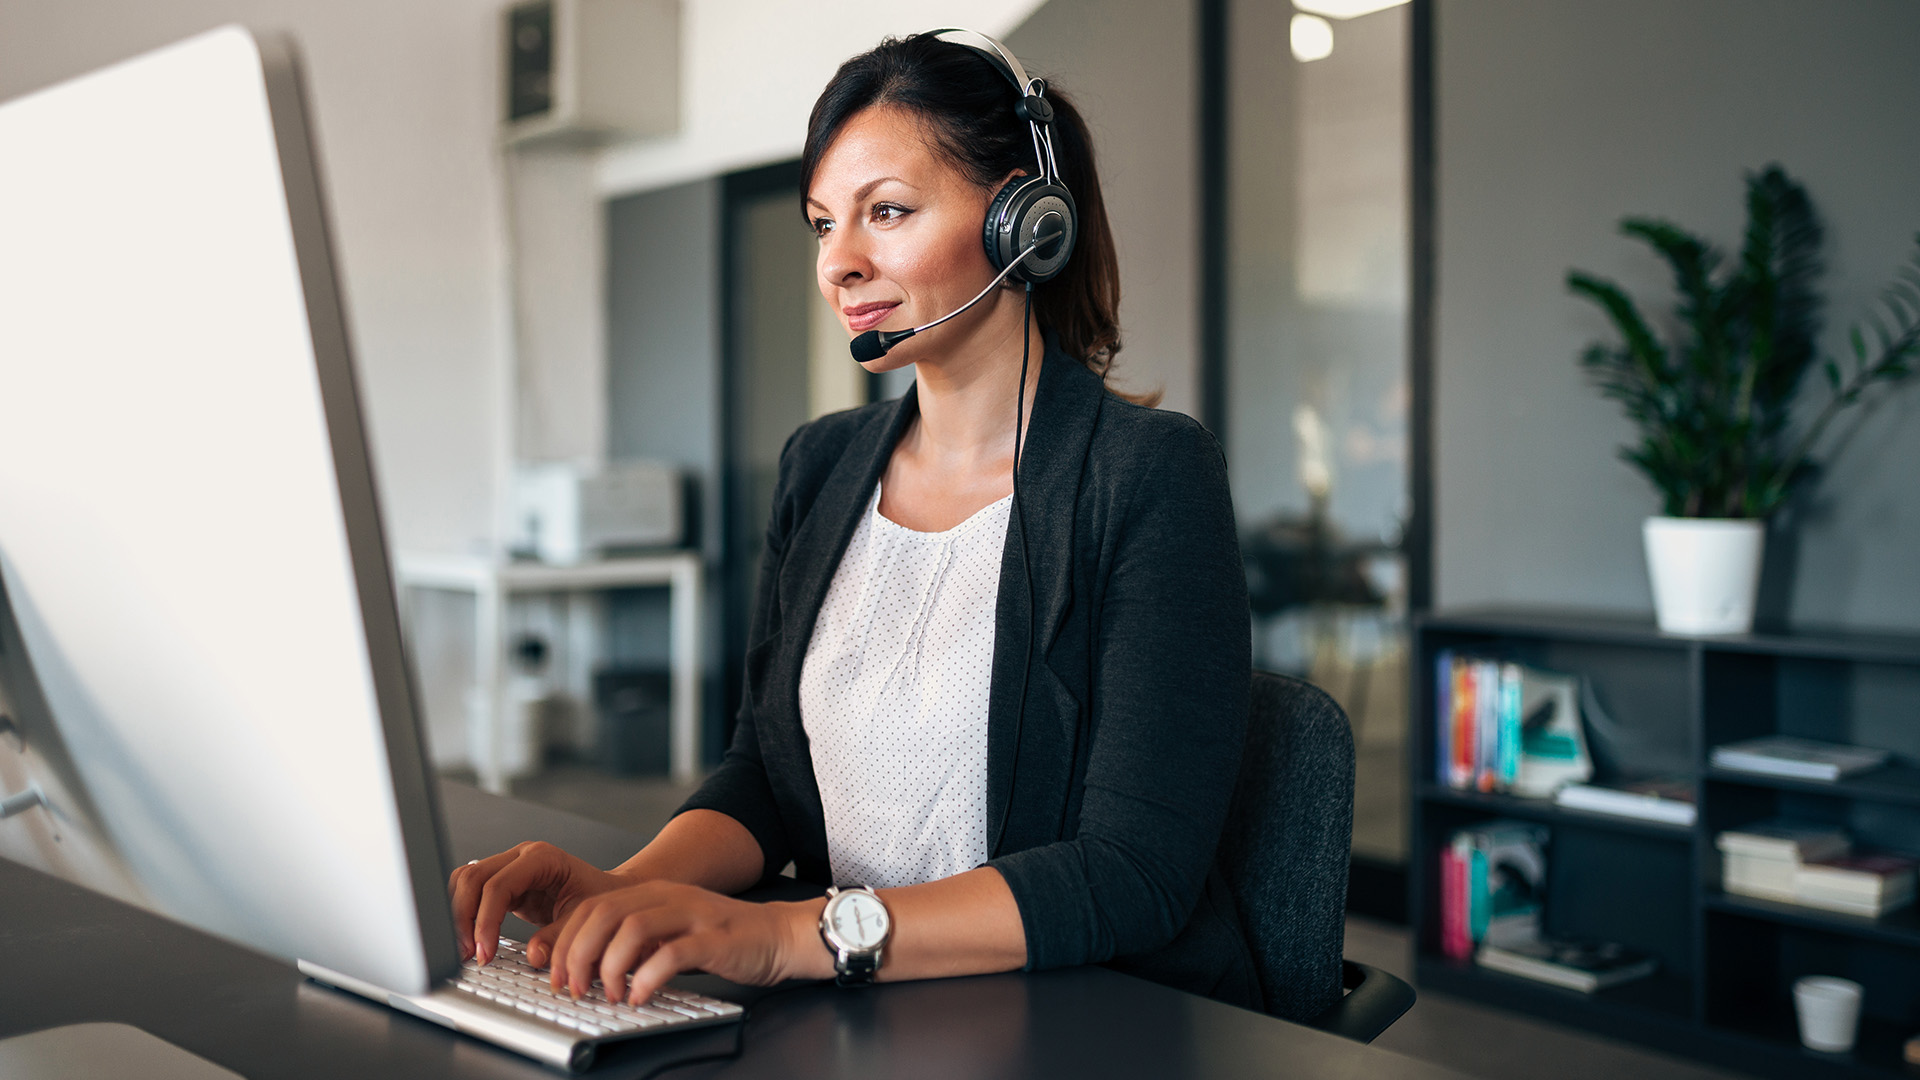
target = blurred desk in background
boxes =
[396,552,703,791]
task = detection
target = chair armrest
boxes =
[1308,959,1416,1043]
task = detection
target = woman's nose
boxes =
[818,230,874,292]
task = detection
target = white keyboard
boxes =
[451,938,744,1040]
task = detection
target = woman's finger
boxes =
[448,849,523,959]
[547,895,629,997]
[598,908,695,1003]
[471,848,561,964]
[525,917,564,969]
[625,934,713,1006]
[547,883,667,996]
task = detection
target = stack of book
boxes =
[1439,820,1546,961]
[1796,854,1917,917]
[1433,652,1591,798]
[1553,777,1697,826]
[1476,938,1659,994]
[1709,736,1890,781]
[1717,821,1918,917]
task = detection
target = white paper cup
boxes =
[1794,976,1863,1053]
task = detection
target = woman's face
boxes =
[807,105,1007,372]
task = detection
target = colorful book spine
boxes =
[1498,662,1522,789]
[1474,660,1498,792]
[1441,836,1472,960]
[1450,659,1475,789]
[1435,648,1454,784]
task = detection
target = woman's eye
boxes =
[872,204,911,224]
[810,216,834,238]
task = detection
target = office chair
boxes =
[1218,670,1416,1042]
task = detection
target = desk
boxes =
[0,783,1470,1079]
[397,552,704,791]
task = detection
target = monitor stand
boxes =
[0,1023,246,1079]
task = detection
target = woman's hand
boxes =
[448,841,634,963]
[530,880,825,1005]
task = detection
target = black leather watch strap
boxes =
[833,948,881,987]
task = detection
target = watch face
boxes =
[829,890,889,951]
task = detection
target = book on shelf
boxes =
[1717,821,1851,902]
[1553,777,1697,826]
[1439,820,1547,961]
[1709,735,1891,782]
[1433,652,1590,799]
[1793,852,1917,917]
[1715,821,1852,863]
[1475,938,1658,994]
[1709,821,1917,912]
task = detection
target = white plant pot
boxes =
[1642,516,1766,635]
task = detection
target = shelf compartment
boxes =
[1705,891,1920,950]
[1419,955,1905,1080]
[1708,1012,1919,1080]
[1418,784,1696,841]
[1705,764,1920,808]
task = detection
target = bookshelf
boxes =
[1410,608,1920,1080]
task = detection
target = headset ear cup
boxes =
[983,177,1078,284]
[981,177,1025,273]
[1012,186,1076,283]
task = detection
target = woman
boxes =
[450,30,1257,1011]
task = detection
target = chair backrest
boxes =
[1218,670,1355,1022]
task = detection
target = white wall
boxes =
[597,0,1046,196]
[1435,0,1920,630]
[1008,0,1200,415]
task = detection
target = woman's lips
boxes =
[844,301,899,333]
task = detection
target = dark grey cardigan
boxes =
[678,344,1259,1009]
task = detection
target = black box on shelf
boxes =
[593,667,670,777]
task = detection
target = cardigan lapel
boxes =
[984,350,1106,855]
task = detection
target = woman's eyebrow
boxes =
[805,175,919,212]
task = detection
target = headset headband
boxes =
[926,27,1061,187]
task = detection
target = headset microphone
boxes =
[848,229,1062,364]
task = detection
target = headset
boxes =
[846,28,1078,364]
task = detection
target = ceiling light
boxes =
[1294,0,1410,19]
[1290,14,1334,62]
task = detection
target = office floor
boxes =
[475,766,1750,1080]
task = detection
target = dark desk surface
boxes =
[0,781,1468,1079]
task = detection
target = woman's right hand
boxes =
[448,841,633,964]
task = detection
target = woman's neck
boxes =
[904,296,1046,474]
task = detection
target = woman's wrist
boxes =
[777,898,834,982]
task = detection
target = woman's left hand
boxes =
[524,881,823,1004]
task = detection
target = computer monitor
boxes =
[0,26,457,995]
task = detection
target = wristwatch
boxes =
[818,885,891,986]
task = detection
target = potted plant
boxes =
[1568,166,1920,634]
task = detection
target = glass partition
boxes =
[1224,0,1411,870]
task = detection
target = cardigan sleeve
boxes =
[671,430,802,881]
[986,419,1251,968]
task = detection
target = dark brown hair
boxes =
[801,33,1155,404]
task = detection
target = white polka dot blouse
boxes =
[798,481,1010,890]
